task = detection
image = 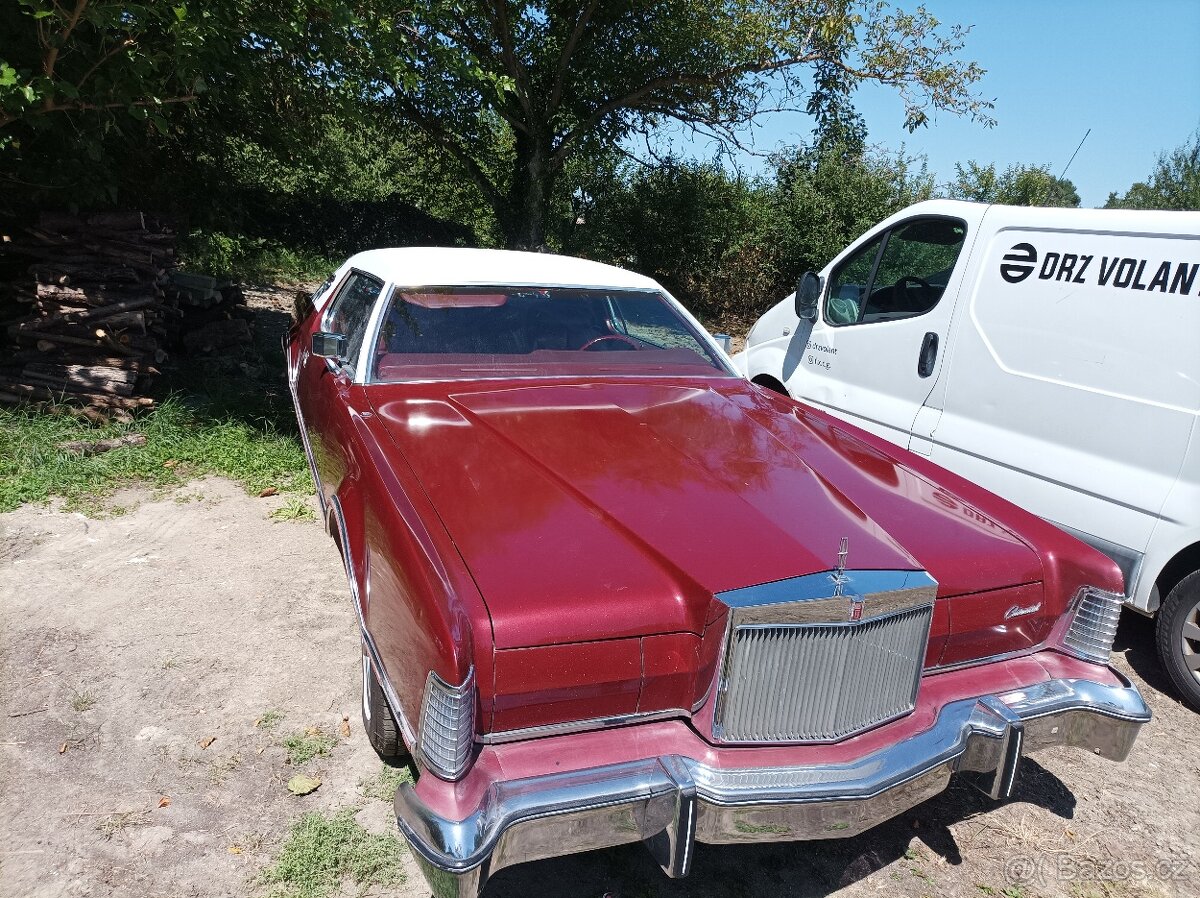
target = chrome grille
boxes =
[715,604,934,743]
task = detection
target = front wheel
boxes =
[361,644,410,763]
[1156,570,1200,711]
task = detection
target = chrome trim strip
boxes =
[368,373,739,385]
[716,569,937,623]
[285,350,328,523]
[926,641,1048,674]
[357,276,393,384]
[478,708,691,745]
[395,674,1150,898]
[328,495,418,751]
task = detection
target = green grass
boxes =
[271,496,315,522]
[260,809,405,898]
[0,399,309,514]
[283,728,338,765]
[358,764,413,804]
[257,710,286,733]
[180,230,336,283]
[70,691,96,712]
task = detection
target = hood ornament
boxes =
[830,537,864,621]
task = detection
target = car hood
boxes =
[369,379,1042,648]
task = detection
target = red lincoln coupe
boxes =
[287,247,1149,898]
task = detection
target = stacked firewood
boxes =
[0,212,255,423]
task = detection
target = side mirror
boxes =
[312,331,347,360]
[794,271,822,322]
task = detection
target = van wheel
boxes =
[752,375,789,397]
[361,644,410,763]
[1156,571,1200,711]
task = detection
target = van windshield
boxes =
[370,286,731,381]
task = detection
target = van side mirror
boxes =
[312,331,348,360]
[795,271,822,322]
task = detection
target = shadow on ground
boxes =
[481,759,1076,898]
[1113,607,1179,700]
[154,286,300,436]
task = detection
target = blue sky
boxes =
[664,1,1200,208]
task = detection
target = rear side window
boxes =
[825,218,967,326]
[323,272,382,369]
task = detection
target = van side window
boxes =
[825,218,967,326]
[323,272,383,369]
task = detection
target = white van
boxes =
[735,199,1200,708]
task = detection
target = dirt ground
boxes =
[2,478,1198,898]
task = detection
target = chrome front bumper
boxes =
[395,675,1149,898]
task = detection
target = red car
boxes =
[287,248,1149,898]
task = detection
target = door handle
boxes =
[917,332,939,378]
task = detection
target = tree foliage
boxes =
[572,144,933,322]
[1105,130,1200,211]
[0,0,216,136]
[391,0,993,247]
[0,1,410,205]
[947,161,1080,207]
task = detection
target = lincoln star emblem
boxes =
[830,537,863,620]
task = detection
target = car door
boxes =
[781,216,970,449]
[293,271,385,509]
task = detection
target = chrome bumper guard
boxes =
[395,676,1149,898]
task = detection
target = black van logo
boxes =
[1000,243,1037,283]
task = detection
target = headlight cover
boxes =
[417,667,476,781]
[1061,586,1124,665]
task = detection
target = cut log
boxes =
[77,295,158,321]
[23,362,137,388]
[58,432,147,455]
[28,331,137,355]
[37,212,86,233]
[30,263,141,284]
[86,212,146,231]
[67,406,113,426]
[36,283,152,304]
[9,297,156,335]
[24,360,136,377]
[91,311,146,333]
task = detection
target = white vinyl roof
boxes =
[343,247,662,291]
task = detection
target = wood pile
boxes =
[0,212,256,423]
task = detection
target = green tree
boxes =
[572,158,768,317]
[1105,130,1200,211]
[948,161,1080,207]
[390,1,994,249]
[767,141,934,276]
[0,1,408,205]
[0,0,214,136]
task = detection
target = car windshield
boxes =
[370,286,731,381]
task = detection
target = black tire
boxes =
[361,645,410,763]
[1155,570,1200,712]
[752,375,789,397]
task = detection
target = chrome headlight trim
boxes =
[417,666,476,781]
[1061,586,1124,665]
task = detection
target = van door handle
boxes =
[917,332,939,378]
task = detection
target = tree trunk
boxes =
[505,133,556,250]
